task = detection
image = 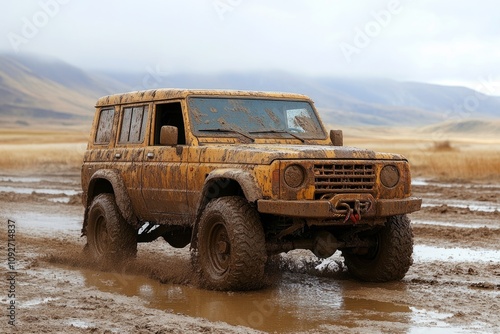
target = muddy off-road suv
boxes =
[81,89,422,290]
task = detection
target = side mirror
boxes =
[330,129,343,146]
[160,125,178,146]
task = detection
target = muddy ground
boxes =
[0,174,499,333]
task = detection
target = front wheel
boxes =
[86,193,137,262]
[342,214,413,282]
[194,196,267,290]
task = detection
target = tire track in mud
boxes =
[413,224,500,248]
[36,237,198,287]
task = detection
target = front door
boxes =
[141,102,190,224]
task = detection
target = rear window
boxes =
[119,105,149,144]
[94,108,114,144]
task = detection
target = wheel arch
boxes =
[190,169,263,249]
[82,169,139,236]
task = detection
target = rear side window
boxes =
[119,105,149,143]
[94,108,115,144]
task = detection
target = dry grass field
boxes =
[0,129,88,173]
[343,126,500,181]
[0,128,498,180]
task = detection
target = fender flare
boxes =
[190,169,263,249]
[204,169,263,203]
[82,169,139,236]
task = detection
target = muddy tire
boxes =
[86,193,137,262]
[194,196,267,290]
[342,214,413,282]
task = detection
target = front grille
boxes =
[314,163,375,199]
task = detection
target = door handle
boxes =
[147,152,154,159]
[114,153,121,159]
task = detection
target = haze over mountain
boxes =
[0,54,128,127]
[1,53,499,132]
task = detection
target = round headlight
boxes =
[380,165,400,188]
[284,165,306,188]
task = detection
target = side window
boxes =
[119,105,149,144]
[154,102,186,145]
[94,108,114,144]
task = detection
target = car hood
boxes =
[195,144,406,164]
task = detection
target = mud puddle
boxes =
[0,173,82,204]
[0,175,79,184]
[43,263,469,333]
[412,178,500,190]
[412,219,494,229]
[412,178,500,214]
[0,185,80,196]
[422,201,500,213]
[10,210,82,236]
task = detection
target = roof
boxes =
[95,88,311,107]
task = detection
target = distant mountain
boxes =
[100,71,500,126]
[1,53,499,130]
[0,54,127,127]
[420,119,500,137]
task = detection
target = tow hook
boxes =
[324,194,374,223]
[342,199,371,223]
[341,201,360,223]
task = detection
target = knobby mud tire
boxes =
[194,196,267,291]
[342,214,413,282]
[86,193,137,263]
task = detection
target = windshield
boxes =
[188,97,326,140]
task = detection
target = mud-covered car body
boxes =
[81,89,421,290]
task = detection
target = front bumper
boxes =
[257,196,422,219]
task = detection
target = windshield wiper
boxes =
[249,130,305,143]
[199,128,255,142]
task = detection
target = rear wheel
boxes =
[342,214,413,282]
[194,196,267,290]
[86,193,137,262]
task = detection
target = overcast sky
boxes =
[1,0,499,94]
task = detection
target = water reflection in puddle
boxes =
[20,297,58,307]
[66,320,95,329]
[414,245,499,263]
[412,178,500,190]
[12,211,82,236]
[76,268,467,333]
[0,185,80,196]
[0,175,78,184]
[422,201,499,213]
[412,220,492,229]
[0,176,44,183]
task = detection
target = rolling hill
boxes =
[0,54,127,128]
[419,119,500,138]
[1,53,499,131]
